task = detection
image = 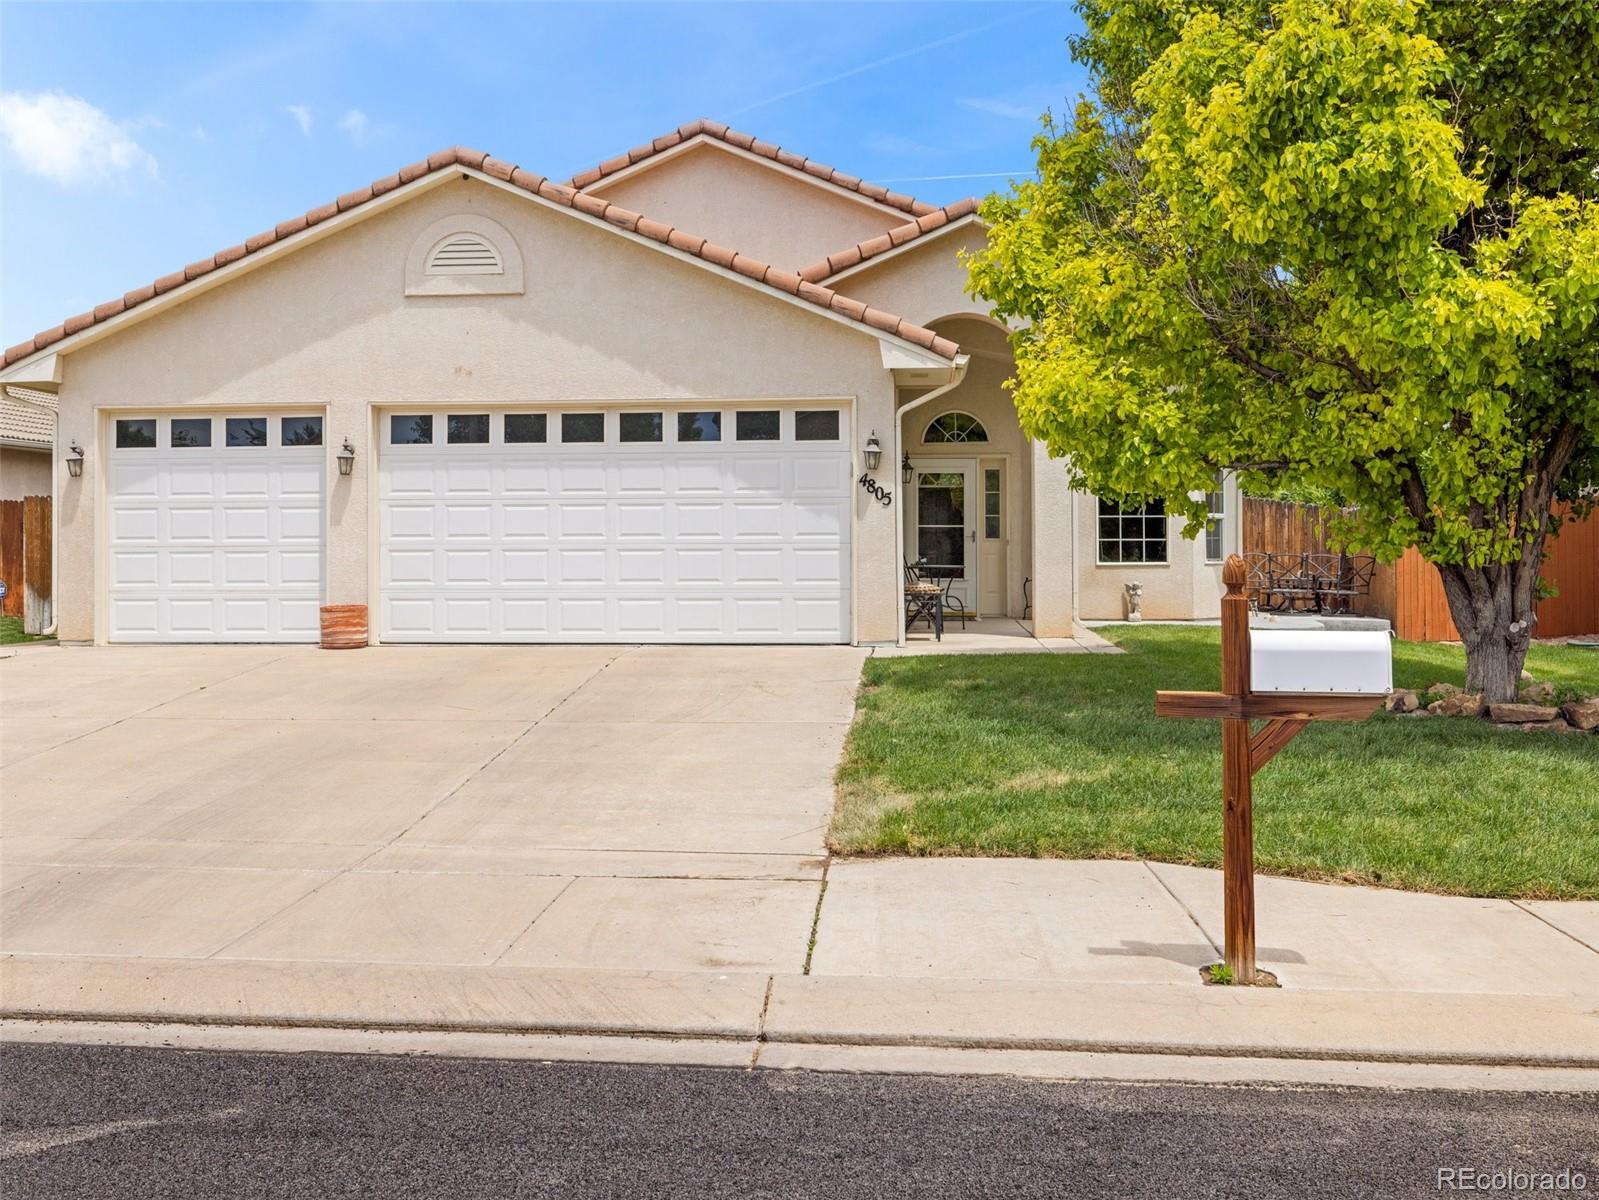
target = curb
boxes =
[6,956,1598,1070]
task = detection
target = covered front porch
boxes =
[892,315,1076,644]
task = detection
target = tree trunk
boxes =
[1435,557,1539,704]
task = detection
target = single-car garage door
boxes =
[107,413,325,642]
[378,405,852,643]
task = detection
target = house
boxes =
[0,121,1238,646]
[1,387,54,502]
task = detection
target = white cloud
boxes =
[337,108,369,143]
[960,96,1040,121]
[0,90,158,186]
[285,104,313,136]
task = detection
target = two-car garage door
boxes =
[378,405,852,643]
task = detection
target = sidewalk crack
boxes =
[1511,899,1599,958]
[1144,860,1221,959]
[749,974,776,1070]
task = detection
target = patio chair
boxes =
[904,559,944,640]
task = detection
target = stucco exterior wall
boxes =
[828,224,991,328]
[1,446,52,500]
[585,142,908,271]
[52,176,906,643]
[1074,474,1241,621]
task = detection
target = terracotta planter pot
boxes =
[320,604,368,649]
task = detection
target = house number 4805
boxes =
[858,473,893,507]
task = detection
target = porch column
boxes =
[1029,440,1075,637]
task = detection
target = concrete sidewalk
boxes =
[4,856,1597,1066]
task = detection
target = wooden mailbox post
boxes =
[1156,555,1385,984]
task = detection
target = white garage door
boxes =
[378,406,852,643]
[107,413,325,642]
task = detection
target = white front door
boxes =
[106,413,325,642]
[907,459,979,615]
[377,405,852,643]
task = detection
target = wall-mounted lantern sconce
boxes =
[65,443,85,478]
[901,452,914,485]
[863,431,882,472]
[336,438,356,477]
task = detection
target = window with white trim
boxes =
[1097,498,1168,564]
[1204,476,1227,562]
[923,412,988,444]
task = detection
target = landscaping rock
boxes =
[1518,681,1557,705]
[1562,698,1599,732]
[1428,692,1485,717]
[1428,682,1461,698]
[1521,669,1534,681]
[1489,703,1561,724]
[1514,720,1579,734]
[1384,689,1420,714]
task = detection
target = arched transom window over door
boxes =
[923,412,988,444]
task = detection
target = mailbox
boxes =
[1249,629,1392,695]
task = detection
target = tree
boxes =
[970,0,1599,700]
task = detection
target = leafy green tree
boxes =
[970,0,1598,700]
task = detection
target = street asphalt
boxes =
[3,1042,1597,1198]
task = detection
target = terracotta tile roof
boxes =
[1,387,56,447]
[569,118,940,218]
[3,146,958,369]
[798,198,981,284]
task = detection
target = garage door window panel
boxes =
[447,414,490,444]
[736,410,780,441]
[620,412,663,443]
[795,410,840,441]
[226,418,269,447]
[171,419,212,448]
[282,417,323,447]
[677,411,721,443]
[505,414,547,443]
[562,413,605,444]
[116,419,157,449]
[391,415,433,445]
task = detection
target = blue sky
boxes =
[0,1,1086,346]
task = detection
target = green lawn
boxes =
[0,615,46,645]
[832,628,1599,899]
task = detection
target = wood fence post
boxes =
[22,495,52,634]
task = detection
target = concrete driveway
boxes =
[1,643,863,974]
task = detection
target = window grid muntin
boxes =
[1097,498,1168,564]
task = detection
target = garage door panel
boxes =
[379,407,849,643]
[167,551,214,586]
[502,549,549,584]
[167,507,214,541]
[558,504,608,540]
[112,508,160,542]
[108,416,325,642]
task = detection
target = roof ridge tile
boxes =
[2,144,958,369]
[566,119,937,217]
[797,198,982,284]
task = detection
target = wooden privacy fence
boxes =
[0,495,52,632]
[1242,497,1599,640]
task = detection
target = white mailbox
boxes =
[1249,629,1392,695]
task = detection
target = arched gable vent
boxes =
[426,233,503,275]
[405,214,524,296]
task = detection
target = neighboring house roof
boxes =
[568,118,940,219]
[2,146,959,371]
[1,386,56,448]
[799,198,981,284]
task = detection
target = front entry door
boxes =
[909,461,978,615]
